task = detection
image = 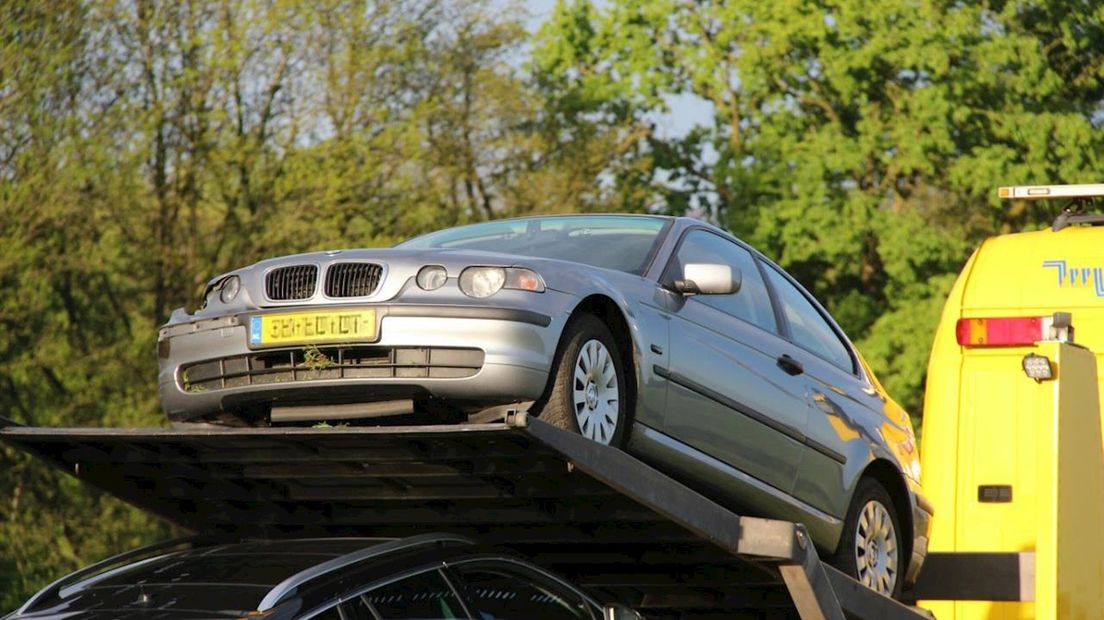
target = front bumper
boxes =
[906,485,934,586]
[158,302,570,422]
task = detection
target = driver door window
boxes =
[670,230,776,333]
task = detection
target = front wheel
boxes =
[535,314,629,446]
[830,478,904,598]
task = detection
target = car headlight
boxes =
[459,267,506,298]
[219,275,241,303]
[416,265,448,291]
[459,267,545,298]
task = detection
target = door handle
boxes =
[777,354,804,376]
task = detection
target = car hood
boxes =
[170,247,645,324]
[248,247,544,272]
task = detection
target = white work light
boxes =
[1022,353,1053,382]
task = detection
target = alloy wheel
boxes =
[571,339,620,444]
[854,499,899,596]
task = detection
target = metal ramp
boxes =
[0,414,929,620]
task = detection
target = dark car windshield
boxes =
[398,215,670,275]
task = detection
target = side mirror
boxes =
[602,604,643,620]
[674,263,741,295]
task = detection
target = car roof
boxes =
[15,534,473,618]
[470,212,676,222]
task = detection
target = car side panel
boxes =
[633,293,672,431]
[662,293,809,494]
[536,267,674,432]
[789,352,887,520]
[626,422,844,551]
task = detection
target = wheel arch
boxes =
[562,294,640,416]
[855,458,914,577]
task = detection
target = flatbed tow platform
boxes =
[0,414,933,619]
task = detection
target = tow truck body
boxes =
[920,184,1104,619]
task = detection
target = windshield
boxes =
[398,215,670,275]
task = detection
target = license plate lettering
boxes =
[339,315,358,334]
[250,309,377,346]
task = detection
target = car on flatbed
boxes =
[4,534,620,620]
[158,214,931,597]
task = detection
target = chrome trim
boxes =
[320,260,390,301]
[634,423,842,527]
[262,262,323,304]
[257,533,475,611]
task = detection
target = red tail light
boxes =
[956,317,1044,347]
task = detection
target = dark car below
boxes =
[4,534,617,620]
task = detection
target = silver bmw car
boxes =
[158,214,931,597]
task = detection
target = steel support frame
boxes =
[518,412,849,620]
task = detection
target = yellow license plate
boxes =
[249,309,377,347]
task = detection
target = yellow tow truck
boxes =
[916,183,1104,619]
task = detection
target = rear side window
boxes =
[763,266,855,373]
[670,230,777,333]
[451,562,594,620]
[352,569,465,619]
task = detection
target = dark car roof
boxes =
[13,535,473,619]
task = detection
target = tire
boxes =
[535,313,630,446]
[830,478,904,598]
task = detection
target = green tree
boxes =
[532,0,1104,414]
[0,2,172,609]
[0,0,553,607]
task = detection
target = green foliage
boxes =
[531,0,1104,415]
[301,345,336,372]
[0,0,592,608]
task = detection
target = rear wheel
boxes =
[831,478,904,598]
[536,314,629,446]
